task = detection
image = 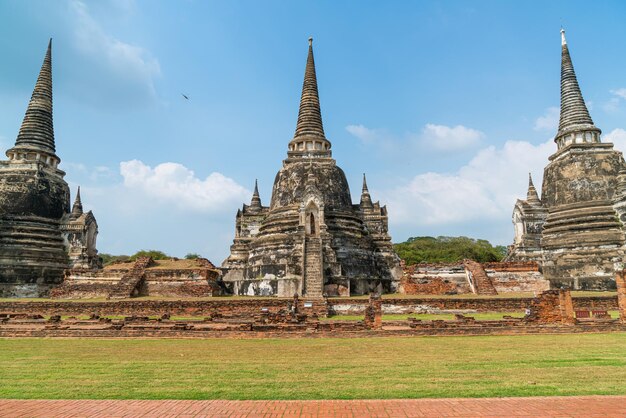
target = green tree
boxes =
[394,236,506,265]
[129,250,170,261]
[184,253,201,259]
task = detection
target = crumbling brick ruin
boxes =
[400,261,548,295]
[51,257,221,299]
[463,260,498,295]
[0,291,622,339]
[525,289,576,325]
[507,30,626,290]
[363,294,382,330]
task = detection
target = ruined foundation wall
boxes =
[51,265,222,299]
[1,296,615,317]
[400,262,548,295]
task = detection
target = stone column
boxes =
[616,270,626,323]
[364,293,382,330]
[558,289,576,325]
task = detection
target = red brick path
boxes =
[1,396,625,417]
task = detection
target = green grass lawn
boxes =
[0,334,625,399]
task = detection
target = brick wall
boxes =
[0,296,616,317]
[0,298,327,318]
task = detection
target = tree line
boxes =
[393,236,507,265]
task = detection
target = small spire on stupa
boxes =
[250,179,262,208]
[360,173,373,208]
[70,186,83,219]
[527,173,541,203]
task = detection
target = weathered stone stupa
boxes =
[507,30,626,290]
[222,38,401,297]
[509,174,548,262]
[0,40,100,297]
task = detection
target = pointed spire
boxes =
[287,38,332,158]
[70,186,83,219]
[250,179,262,208]
[526,173,541,204]
[556,29,600,145]
[362,173,369,193]
[294,37,326,141]
[11,39,57,156]
[360,173,373,208]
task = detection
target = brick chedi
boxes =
[507,30,626,290]
[222,38,401,297]
[0,40,100,297]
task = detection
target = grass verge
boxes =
[0,334,625,399]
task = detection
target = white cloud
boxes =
[534,106,559,131]
[422,124,484,151]
[603,89,626,113]
[346,124,384,143]
[68,0,161,105]
[382,139,554,227]
[346,123,483,152]
[120,160,250,212]
[611,88,626,100]
[604,128,626,153]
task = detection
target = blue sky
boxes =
[1,0,626,262]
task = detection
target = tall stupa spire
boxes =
[288,37,331,158]
[10,39,57,157]
[555,29,600,149]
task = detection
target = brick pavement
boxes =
[0,396,624,417]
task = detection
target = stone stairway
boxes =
[108,257,153,299]
[304,237,323,297]
[463,259,498,295]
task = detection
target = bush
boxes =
[99,253,130,266]
[184,253,201,260]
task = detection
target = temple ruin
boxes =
[221,38,402,297]
[507,30,626,290]
[0,40,100,297]
[2,32,625,299]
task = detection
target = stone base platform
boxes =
[1,315,624,339]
